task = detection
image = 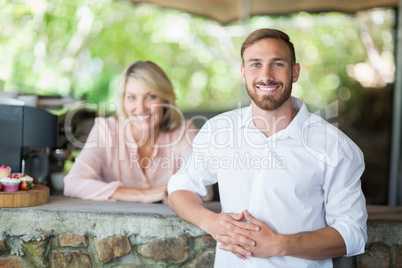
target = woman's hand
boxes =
[109,185,168,203]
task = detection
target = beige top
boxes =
[64,116,197,200]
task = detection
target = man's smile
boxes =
[256,83,281,94]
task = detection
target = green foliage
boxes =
[0,0,395,118]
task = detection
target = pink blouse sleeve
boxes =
[63,118,122,200]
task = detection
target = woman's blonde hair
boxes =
[116,61,181,132]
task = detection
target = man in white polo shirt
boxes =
[168,28,367,268]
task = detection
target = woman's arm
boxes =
[109,185,168,203]
[64,118,121,200]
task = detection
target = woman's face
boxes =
[123,77,165,133]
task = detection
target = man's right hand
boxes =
[201,211,260,259]
[169,190,259,259]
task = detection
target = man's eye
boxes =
[274,63,284,67]
[251,63,260,67]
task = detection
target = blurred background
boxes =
[0,0,398,204]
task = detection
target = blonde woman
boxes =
[64,61,199,203]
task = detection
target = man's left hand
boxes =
[219,209,285,259]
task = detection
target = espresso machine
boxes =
[0,104,58,183]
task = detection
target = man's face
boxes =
[241,38,300,111]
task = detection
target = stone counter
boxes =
[0,197,401,267]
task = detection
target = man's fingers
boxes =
[220,219,259,233]
[244,210,261,230]
[228,211,245,221]
[233,252,247,260]
[219,243,252,258]
[217,232,255,247]
[224,212,259,231]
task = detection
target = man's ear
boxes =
[240,64,246,83]
[292,63,300,83]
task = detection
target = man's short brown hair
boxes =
[241,28,296,66]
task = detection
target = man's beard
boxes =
[246,79,292,111]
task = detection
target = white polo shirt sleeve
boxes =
[324,139,368,256]
[168,119,218,198]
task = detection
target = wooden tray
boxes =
[0,185,49,208]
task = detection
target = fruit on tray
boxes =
[19,180,34,190]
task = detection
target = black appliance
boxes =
[0,104,58,183]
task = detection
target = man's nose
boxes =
[260,65,274,83]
